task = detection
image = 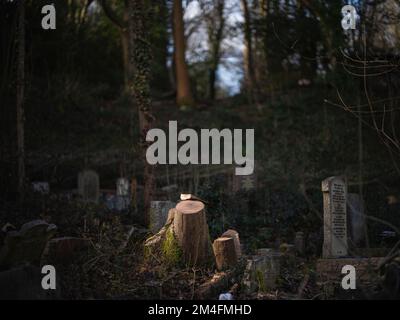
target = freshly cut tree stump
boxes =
[174,200,212,266]
[144,200,212,267]
[213,237,238,271]
[221,229,241,258]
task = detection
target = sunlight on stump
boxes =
[174,200,212,266]
[213,237,238,271]
[144,199,212,267]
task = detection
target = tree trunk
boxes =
[120,28,131,93]
[128,0,154,227]
[206,0,225,100]
[213,237,238,271]
[145,200,212,267]
[241,0,257,104]
[174,200,212,266]
[172,0,194,107]
[16,0,25,201]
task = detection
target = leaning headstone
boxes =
[149,201,175,234]
[347,193,366,247]
[78,169,100,204]
[115,177,130,211]
[0,220,57,269]
[322,176,348,258]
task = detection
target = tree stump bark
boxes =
[144,200,212,267]
[173,200,212,266]
[221,229,241,258]
[213,237,238,271]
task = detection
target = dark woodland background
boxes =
[1,0,400,299]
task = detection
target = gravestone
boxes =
[32,181,50,194]
[44,237,89,265]
[78,170,100,204]
[0,220,57,270]
[232,161,258,193]
[294,231,305,255]
[149,201,175,234]
[115,177,130,211]
[243,248,281,293]
[322,176,348,258]
[347,193,366,247]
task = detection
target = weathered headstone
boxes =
[243,248,281,293]
[116,177,129,196]
[0,220,57,270]
[294,231,305,255]
[347,193,366,247]
[232,161,258,193]
[78,169,100,204]
[322,176,348,258]
[32,181,50,194]
[149,201,176,234]
[44,237,89,265]
[115,177,130,211]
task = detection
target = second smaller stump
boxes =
[213,237,238,271]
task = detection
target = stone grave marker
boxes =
[44,237,89,265]
[243,248,281,293]
[0,264,60,299]
[0,220,57,270]
[115,177,130,211]
[149,201,175,234]
[294,231,305,255]
[32,181,50,194]
[78,169,100,204]
[232,161,258,193]
[347,193,366,247]
[322,176,348,258]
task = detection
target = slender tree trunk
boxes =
[207,0,225,100]
[241,0,257,104]
[128,0,154,226]
[172,0,194,107]
[120,29,131,93]
[16,0,25,201]
[208,68,216,100]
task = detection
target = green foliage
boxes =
[161,227,183,266]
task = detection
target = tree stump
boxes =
[144,200,212,267]
[213,237,238,271]
[221,229,241,258]
[174,200,212,266]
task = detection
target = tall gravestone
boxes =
[78,170,99,204]
[347,193,366,246]
[116,177,130,211]
[322,176,348,258]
